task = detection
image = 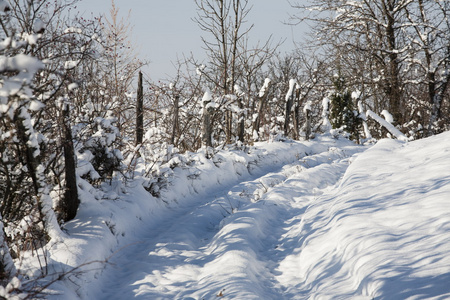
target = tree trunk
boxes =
[284,94,294,137]
[304,106,311,140]
[136,71,144,145]
[61,102,79,222]
[202,93,213,148]
[383,0,403,125]
[253,80,271,141]
[226,111,232,144]
[171,95,180,145]
[292,90,301,140]
[237,97,245,142]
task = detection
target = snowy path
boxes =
[85,143,364,299]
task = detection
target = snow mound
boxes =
[277,131,450,299]
[43,132,450,299]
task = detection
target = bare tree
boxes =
[194,0,251,144]
[136,71,144,145]
[403,0,450,136]
[292,0,409,124]
[292,0,450,136]
[101,0,145,135]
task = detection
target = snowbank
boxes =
[39,131,450,299]
[277,131,450,299]
[44,135,355,298]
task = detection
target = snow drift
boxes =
[38,132,450,299]
[277,132,450,299]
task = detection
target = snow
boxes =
[29,100,45,111]
[234,84,244,97]
[22,33,41,46]
[202,88,212,103]
[0,54,44,75]
[64,60,79,70]
[358,101,372,140]
[196,64,206,76]
[259,78,271,97]
[64,27,83,34]
[381,109,394,123]
[351,90,361,100]
[33,18,45,33]
[18,132,450,299]
[284,134,450,299]
[68,82,79,91]
[321,97,332,131]
[367,110,408,141]
[0,0,10,12]
[285,79,297,101]
[303,100,312,113]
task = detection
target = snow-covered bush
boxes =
[0,26,62,253]
[329,75,362,141]
[74,108,123,184]
[127,127,189,197]
[0,0,127,289]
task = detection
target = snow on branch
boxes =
[285,79,297,101]
[366,110,408,142]
[259,78,271,97]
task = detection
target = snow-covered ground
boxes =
[43,132,450,299]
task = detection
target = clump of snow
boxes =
[367,110,408,141]
[259,78,271,97]
[29,100,45,111]
[351,90,361,100]
[33,18,45,33]
[64,27,83,34]
[22,33,41,45]
[64,60,79,70]
[0,54,44,76]
[0,277,24,299]
[68,82,79,91]
[321,96,332,131]
[303,100,312,113]
[234,84,244,97]
[196,64,206,76]
[285,79,297,101]
[358,101,372,140]
[0,0,10,12]
[381,109,394,123]
[202,88,212,103]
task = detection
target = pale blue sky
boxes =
[76,0,306,80]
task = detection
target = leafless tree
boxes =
[194,0,276,144]
[291,0,450,136]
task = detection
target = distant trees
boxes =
[403,1,450,136]
[292,0,450,137]
[193,0,277,145]
[100,0,144,136]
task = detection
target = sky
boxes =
[75,0,307,81]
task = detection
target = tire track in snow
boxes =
[87,147,313,300]
[182,146,364,299]
[88,144,364,300]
